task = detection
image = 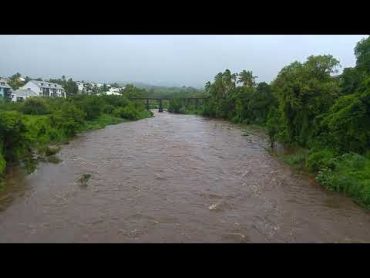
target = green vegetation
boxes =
[120,82,201,97]
[168,36,370,208]
[48,76,79,97]
[168,97,205,115]
[121,83,205,111]
[316,153,370,208]
[83,114,123,131]
[0,94,152,180]
[7,73,26,90]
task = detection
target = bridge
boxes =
[128,97,209,112]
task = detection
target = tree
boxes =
[272,55,340,145]
[64,78,78,97]
[222,69,236,93]
[355,36,370,74]
[205,81,211,93]
[13,72,21,79]
[238,70,257,88]
[340,67,365,95]
[8,72,25,90]
[248,82,277,124]
[121,84,147,98]
[318,90,370,153]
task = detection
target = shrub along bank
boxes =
[0,95,152,181]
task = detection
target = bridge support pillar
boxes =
[146,99,149,110]
[158,99,163,112]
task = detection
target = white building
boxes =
[20,80,66,98]
[76,81,85,92]
[105,87,122,95]
[0,78,12,99]
[11,89,39,102]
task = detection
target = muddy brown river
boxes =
[0,111,369,242]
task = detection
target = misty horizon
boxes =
[0,35,367,88]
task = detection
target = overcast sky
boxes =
[0,35,367,88]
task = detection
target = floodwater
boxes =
[0,111,369,243]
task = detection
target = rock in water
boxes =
[78,174,91,187]
[47,155,62,164]
[45,145,61,156]
[209,203,218,210]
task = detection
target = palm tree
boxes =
[222,69,236,93]
[238,70,257,88]
[205,81,211,92]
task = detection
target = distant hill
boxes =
[115,81,205,98]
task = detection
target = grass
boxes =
[316,153,370,209]
[82,114,124,131]
[280,148,308,170]
[275,146,370,209]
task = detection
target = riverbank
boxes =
[168,110,370,210]
[242,123,370,210]
[274,146,370,210]
[0,95,153,185]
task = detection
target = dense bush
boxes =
[0,111,29,163]
[113,104,141,120]
[102,104,115,114]
[100,95,130,107]
[0,151,5,175]
[49,103,86,137]
[306,148,338,172]
[74,96,103,120]
[21,97,49,115]
[168,98,186,114]
[23,115,57,145]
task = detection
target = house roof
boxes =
[0,78,11,89]
[13,89,39,97]
[30,80,64,90]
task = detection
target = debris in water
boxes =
[225,232,246,240]
[209,202,219,210]
[78,174,91,187]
